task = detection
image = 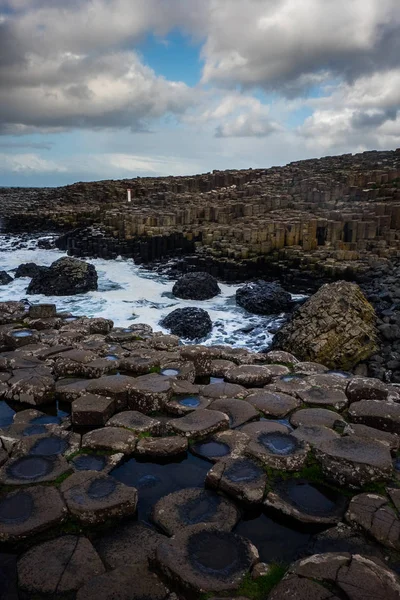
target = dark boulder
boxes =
[15,263,42,279]
[161,307,212,340]
[173,272,221,300]
[27,257,98,296]
[236,280,292,315]
[37,238,55,249]
[0,271,12,285]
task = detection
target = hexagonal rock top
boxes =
[345,493,400,551]
[269,553,400,600]
[155,524,259,594]
[13,430,81,459]
[264,479,347,526]
[17,536,105,597]
[105,410,161,435]
[315,436,393,488]
[206,457,267,505]
[348,400,400,434]
[60,471,138,525]
[190,430,250,463]
[245,430,309,471]
[297,387,348,411]
[225,365,273,387]
[82,427,137,454]
[0,486,67,542]
[201,382,248,400]
[72,393,115,427]
[152,488,240,536]
[168,409,229,438]
[76,565,169,600]
[136,436,188,458]
[245,390,300,418]
[0,454,71,485]
[290,408,345,430]
[128,373,173,413]
[209,398,259,428]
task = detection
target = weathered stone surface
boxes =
[0,486,67,542]
[60,471,137,525]
[106,410,161,434]
[72,393,115,427]
[346,376,393,403]
[246,390,301,417]
[76,565,169,600]
[128,373,173,413]
[292,425,340,449]
[173,272,221,300]
[4,369,55,405]
[264,350,299,365]
[240,420,290,437]
[13,430,80,459]
[168,409,229,438]
[136,436,188,457]
[29,304,57,319]
[236,281,292,315]
[165,394,211,415]
[155,524,259,594]
[152,488,240,535]
[346,493,400,550]
[274,281,378,370]
[17,536,105,597]
[246,430,309,471]
[348,399,400,433]
[269,552,400,600]
[294,362,329,374]
[180,345,213,376]
[209,359,237,377]
[86,374,138,409]
[0,454,71,485]
[201,381,248,399]
[94,521,165,569]
[191,430,250,463]
[206,457,267,505]
[82,427,137,454]
[0,271,12,285]
[297,387,348,411]
[343,423,400,451]
[15,263,41,279]
[225,365,273,387]
[161,307,212,340]
[316,436,393,487]
[209,398,259,428]
[267,374,312,396]
[290,408,345,430]
[70,452,124,474]
[27,257,98,296]
[56,377,90,403]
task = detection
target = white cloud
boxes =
[0,153,67,172]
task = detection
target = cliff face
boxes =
[2,149,400,278]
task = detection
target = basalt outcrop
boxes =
[1,300,400,598]
[27,256,98,296]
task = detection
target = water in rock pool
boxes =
[0,234,306,350]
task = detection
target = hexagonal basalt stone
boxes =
[60,471,137,525]
[165,394,211,415]
[348,400,400,434]
[209,359,237,378]
[297,387,348,411]
[245,431,309,471]
[82,427,137,455]
[13,430,81,459]
[4,329,40,349]
[94,521,165,569]
[267,374,312,396]
[168,409,229,439]
[269,553,400,600]
[160,361,196,382]
[180,345,212,377]
[0,454,71,485]
[76,565,169,600]
[201,381,249,400]
[119,352,160,376]
[264,350,299,365]
[292,425,340,450]
[17,536,105,597]
[206,457,267,505]
[56,378,90,403]
[316,436,393,488]
[0,486,67,542]
[136,436,188,458]
[240,420,290,437]
[86,375,138,410]
[191,430,250,463]
[70,452,124,474]
[155,524,259,594]
[12,408,63,427]
[72,393,115,427]
[343,423,400,452]
[209,399,259,428]
[345,493,400,551]
[105,410,161,435]
[264,479,347,527]
[152,488,240,536]
[346,376,392,403]
[290,408,345,430]
[246,390,301,418]
[307,373,350,392]
[225,365,273,387]
[128,373,173,414]
[294,362,329,375]
[5,370,55,406]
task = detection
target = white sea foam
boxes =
[0,235,303,351]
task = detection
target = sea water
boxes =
[0,234,304,351]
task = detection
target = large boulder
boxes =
[0,271,12,285]
[161,307,212,340]
[236,280,292,315]
[15,263,42,279]
[27,257,98,296]
[274,281,378,370]
[173,272,221,300]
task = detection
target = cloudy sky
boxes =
[1,0,400,187]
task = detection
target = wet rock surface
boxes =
[173,272,221,300]
[0,301,399,598]
[27,256,98,296]
[236,280,292,315]
[161,307,212,340]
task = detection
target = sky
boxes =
[0,0,400,187]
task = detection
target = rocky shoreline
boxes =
[1,299,400,598]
